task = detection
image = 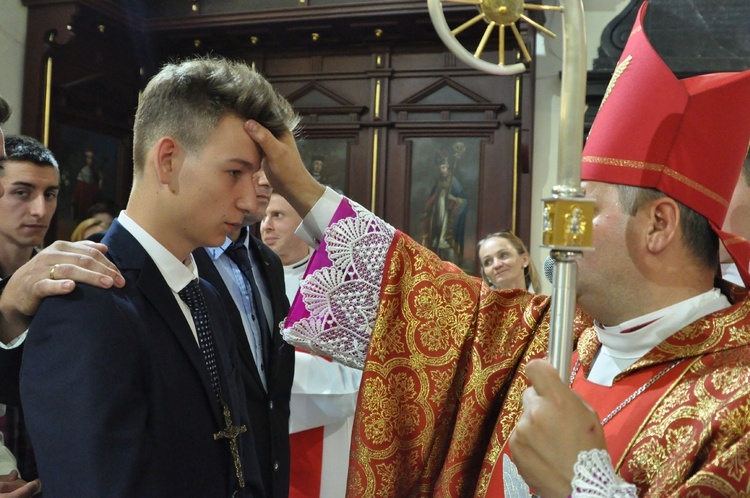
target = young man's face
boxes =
[0,160,59,249]
[260,193,308,266]
[240,165,272,227]
[174,114,263,251]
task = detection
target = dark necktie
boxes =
[179,280,249,489]
[224,238,271,371]
[178,280,221,400]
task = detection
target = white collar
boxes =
[117,211,198,293]
[721,263,743,287]
[287,250,311,271]
[587,289,731,386]
[595,288,729,360]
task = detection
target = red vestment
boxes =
[349,232,750,496]
[283,198,750,497]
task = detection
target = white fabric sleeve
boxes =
[0,330,27,349]
[0,440,18,476]
[288,351,363,434]
[294,187,343,248]
[571,449,637,497]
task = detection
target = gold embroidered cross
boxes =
[213,403,248,488]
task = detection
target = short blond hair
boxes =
[133,56,299,175]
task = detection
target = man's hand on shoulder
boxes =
[0,471,40,498]
[0,240,125,343]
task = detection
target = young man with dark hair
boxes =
[20,57,299,497]
[0,134,60,481]
[0,134,56,498]
[0,135,60,290]
[0,95,125,498]
[0,95,123,353]
[0,128,124,498]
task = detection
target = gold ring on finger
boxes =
[50,264,59,280]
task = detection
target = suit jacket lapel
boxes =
[193,248,267,392]
[247,235,292,392]
[247,235,275,333]
[104,222,223,424]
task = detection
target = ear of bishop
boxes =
[581,1,750,287]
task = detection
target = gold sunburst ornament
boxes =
[427,0,563,75]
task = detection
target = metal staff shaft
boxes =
[544,0,593,381]
[547,252,580,380]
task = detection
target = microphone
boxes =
[543,255,555,284]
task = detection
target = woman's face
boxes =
[478,236,529,290]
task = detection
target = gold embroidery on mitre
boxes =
[582,155,730,209]
[724,235,749,246]
[601,54,633,108]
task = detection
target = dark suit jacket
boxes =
[194,233,294,498]
[20,221,264,497]
[0,345,21,405]
[0,279,22,405]
[0,258,29,405]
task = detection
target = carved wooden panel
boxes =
[22,0,536,265]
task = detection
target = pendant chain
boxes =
[569,358,684,427]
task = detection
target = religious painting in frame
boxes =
[407,136,481,275]
[296,137,350,195]
[54,124,124,239]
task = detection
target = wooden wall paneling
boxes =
[21,2,79,140]
[381,31,535,273]
[20,0,537,259]
[513,65,536,244]
[23,1,140,242]
[263,48,375,208]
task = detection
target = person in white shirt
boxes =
[261,193,312,303]
[261,192,362,498]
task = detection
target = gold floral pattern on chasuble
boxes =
[619,295,750,496]
[353,226,750,496]
[717,404,750,481]
[629,426,697,488]
[728,322,750,345]
[353,232,565,497]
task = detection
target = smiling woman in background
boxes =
[477,231,541,293]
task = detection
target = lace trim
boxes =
[571,449,637,498]
[282,201,395,369]
[503,454,532,498]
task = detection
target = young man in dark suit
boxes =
[20,57,299,497]
[0,95,123,379]
[0,117,124,498]
[193,168,294,498]
[0,134,60,497]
